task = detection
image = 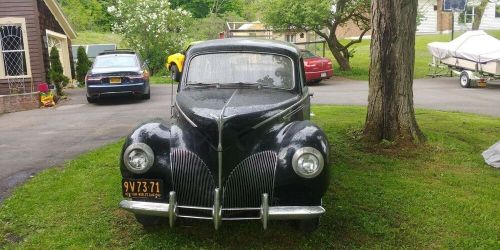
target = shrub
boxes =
[48,47,69,96]
[108,0,192,75]
[76,46,91,85]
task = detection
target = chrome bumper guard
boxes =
[119,188,325,230]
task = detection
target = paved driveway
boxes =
[1,78,499,201]
[312,77,500,117]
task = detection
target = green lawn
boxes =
[72,31,125,48]
[330,30,500,80]
[1,106,499,249]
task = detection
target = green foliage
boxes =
[57,0,114,31]
[259,0,371,71]
[75,46,91,84]
[260,0,331,32]
[48,47,69,96]
[171,0,245,18]
[109,0,191,75]
[188,12,246,40]
[1,107,500,248]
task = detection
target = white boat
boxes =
[428,31,500,87]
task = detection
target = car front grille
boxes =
[223,151,277,208]
[170,149,277,211]
[170,149,215,207]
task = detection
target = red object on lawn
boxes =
[38,83,49,93]
[301,49,333,84]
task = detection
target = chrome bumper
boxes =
[119,189,325,230]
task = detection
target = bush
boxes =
[75,46,91,85]
[108,0,192,75]
[48,47,69,96]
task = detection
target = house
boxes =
[224,21,326,56]
[454,0,500,30]
[418,0,500,33]
[225,22,319,43]
[0,0,76,113]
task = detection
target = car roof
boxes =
[98,49,136,56]
[187,38,301,59]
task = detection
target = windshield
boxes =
[186,53,294,89]
[302,50,318,59]
[93,55,138,68]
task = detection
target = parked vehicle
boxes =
[119,39,330,231]
[85,49,150,103]
[302,49,333,84]
[165,41,202,80]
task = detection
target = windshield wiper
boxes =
[223,82,264,89]
[186,82,220,89]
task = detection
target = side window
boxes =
[299,57,306,88]
[0,23,29,77]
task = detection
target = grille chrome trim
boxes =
[223,151,278,208]
[170,149,215,207]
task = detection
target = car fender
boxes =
[272,120,330,206]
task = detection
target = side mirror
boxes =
[173,71,181,82]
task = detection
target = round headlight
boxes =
[292,147,324,178]
[123,143,154,174]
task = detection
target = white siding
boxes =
[418,0,438,33]
[479,3,500,30]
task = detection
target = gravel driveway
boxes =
[1,78,499,201]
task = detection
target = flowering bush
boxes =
[108,0,192,75]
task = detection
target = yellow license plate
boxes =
[122,179,163,199]
[110,77,121,84]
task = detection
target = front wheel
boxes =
[134,214,165,228]
[296,217,320,232]
[460,71,471,88]
[86,96,97,103]
[142,89,150,100]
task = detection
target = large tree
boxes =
[364,0,425,144]
[472,0,491,30]
[260,0,371,71]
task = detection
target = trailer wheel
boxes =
[460,71,471,88]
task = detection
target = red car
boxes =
[302,49,333,83]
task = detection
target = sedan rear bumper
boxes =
[305,69,333,82]
[87,82,147,97]
[119,190,325,230]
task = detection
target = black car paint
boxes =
[120,39,330,207]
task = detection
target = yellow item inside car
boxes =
[165,41,203,80]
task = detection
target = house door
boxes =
[46,30,71,80]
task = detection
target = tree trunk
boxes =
[327,39,352,71]
[472,0,490,30]
[364,0,425,144]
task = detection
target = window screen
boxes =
[0,25,28,76]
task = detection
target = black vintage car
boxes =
[119,39,330,231]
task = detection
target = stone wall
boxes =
[0,92,40,114]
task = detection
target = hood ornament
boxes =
[211,90,238,189]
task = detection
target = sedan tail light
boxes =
[86,75,102,81]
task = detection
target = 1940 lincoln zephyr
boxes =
[119,39,330,231]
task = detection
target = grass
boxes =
[149,75,172,84]
[329,30,500,81]
[1,106,500,249]
[73,31,125,47]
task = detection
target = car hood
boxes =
[90,66,141,74]
[176,87,299,147]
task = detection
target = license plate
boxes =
[122,179,163,199]
[321,72,327,77]
[110,77,121,84]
